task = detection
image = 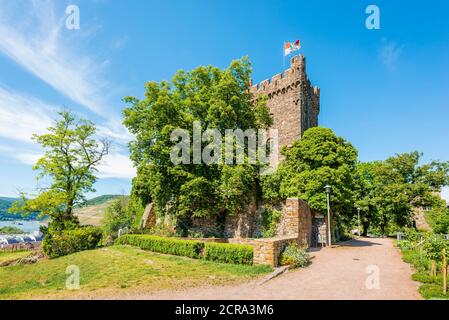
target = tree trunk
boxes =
[443,249,447,294]
[362,221,370,237]
[432,260,437,276]
[66,196,75,217]
[380,215,388,236]
[380,224,385,236]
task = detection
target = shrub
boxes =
[115,234,204,259]
[0,226,25,234]
[102,196,133,240]
[127,195,145,229]
[425,202,449,234]
[424,235,448,262]
[412,272,440,284]
[401,248,431,272]
[42,226,103,258]
[397,239,411,251]
[261,207,282,238]
[279,243,311,268]
[419,283,449,300]
[149,224,177,238]
[404,228,422,243]
[204,242,253,265]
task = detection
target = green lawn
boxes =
[0,250,31,264]
[0,245,272,299]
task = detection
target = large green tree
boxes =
[355,152,449,235]
[425,199,449,234]
[262,127,358,220]
[353,161,381,236]
[123,57,271,231]
[11,111,109,232]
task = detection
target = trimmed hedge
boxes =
[204,242,253,265]
[115,235,255,265]
[115,234,204,259]
[42,226,103,258]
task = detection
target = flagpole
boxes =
[282,42,285,72]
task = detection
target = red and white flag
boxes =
[284,40,301,56]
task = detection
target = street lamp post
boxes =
[357,208,361,237]
[324,185,332,246]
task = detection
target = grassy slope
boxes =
[81,195,121,207]
[0,251,31,264]
[0,245,272,299]
[74,199,116,226]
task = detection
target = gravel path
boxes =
[121,237,421,300]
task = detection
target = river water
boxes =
[0,220,44,234]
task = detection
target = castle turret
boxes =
[251,55,320,164]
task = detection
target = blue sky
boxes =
[0,0,448,200]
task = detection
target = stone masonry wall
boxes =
[141,203,156,229]
[188,197,313,242]
[275,198,312,247]
[184,198,314,267]
[226,198,313,267]
[228,236,299,267]
[189,215,224,237]
[224,210,254,238]
[413,207,431,231]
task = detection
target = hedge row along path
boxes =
[117,237,422,300]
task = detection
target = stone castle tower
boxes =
[250,55,320,161]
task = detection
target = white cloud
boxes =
[0,84,132,145]
[0,0,108,114]
[0,143,135,180]
[378,39,404,70]
[0,87,54,142]
[14,152,42,166]
[97,119,134,145]
[0,85,134,181]
[97,151,136,179]
[0,145,42,166]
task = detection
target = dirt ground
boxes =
[116,237,422,300]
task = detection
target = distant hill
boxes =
[0,197,39,221]
[79,195,121,207]
[0,197,17,220]
[1,195,122,223]
[0,197,19,210]
[75,196,125,226]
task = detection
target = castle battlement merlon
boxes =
[250,55,319,97]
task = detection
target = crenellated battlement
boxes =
[250,55,314,97]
